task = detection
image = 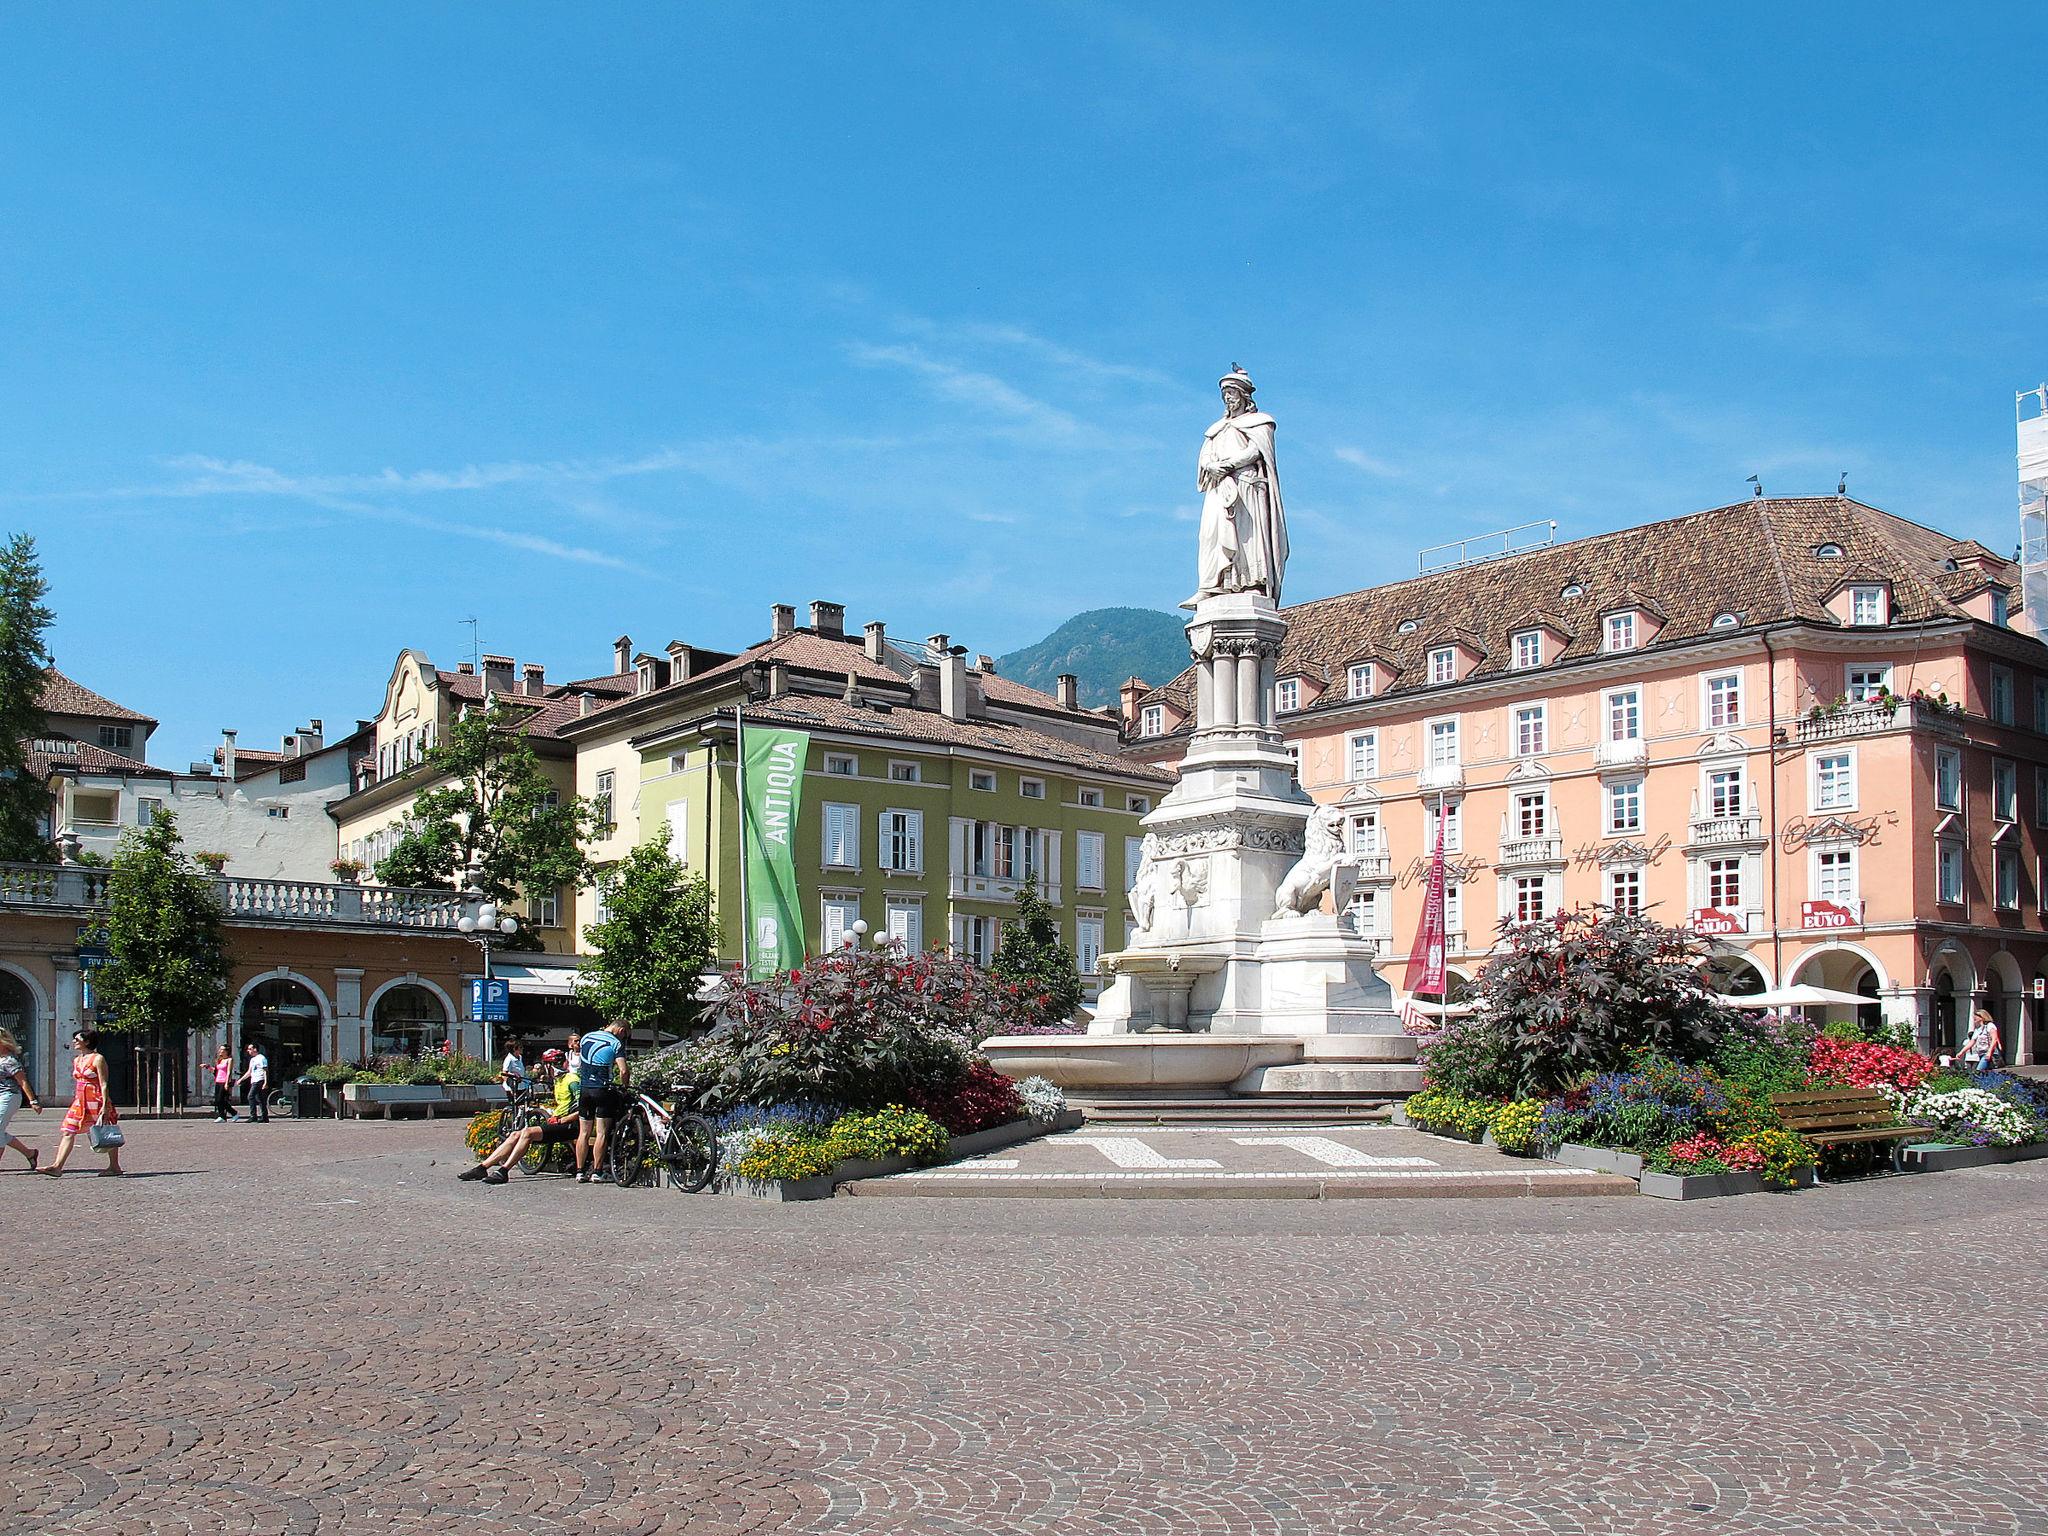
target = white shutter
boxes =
[1125,837,1145,891]
[1046,831,1062,890]
[949,816,970,875]
[666,800,689,862]
[888,900,922,951]
[949,913,965,954]
[824,803,858,867]
[823,898,857,952]
[904,811,924,873]
[1078,832,1104,890]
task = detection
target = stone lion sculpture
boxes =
[1272,804,1348,918]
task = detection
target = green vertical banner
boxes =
[741,724,810,978]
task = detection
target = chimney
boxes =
[613,634,632,673]
[771,603,796,639]
[864,621,887,664]
[666,640,694,683]
[310,718,323,735]
[809,600,845,640]
[220,728,238,780]
[975,653,995,673]
[481,654,515,697]
[457,661,475,675]
[767,661,790,697]
[521,663,546,697]
[579,693,594,717]
[1056,673,1079,710]
[1118,677,1150,731]
[925,632,950,663]
[843,670,859,703]
[940,648,969,721]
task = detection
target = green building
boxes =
[563,601,1172,987]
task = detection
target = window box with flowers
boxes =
[329,857,365,883]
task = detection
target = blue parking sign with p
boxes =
[467,977,510,1022]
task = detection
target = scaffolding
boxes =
[2020,386,2048,632]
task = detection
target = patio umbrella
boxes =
[1714,984,1872,1010]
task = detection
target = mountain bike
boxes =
[490,1087,575,1175]
[605,1089,719,1192]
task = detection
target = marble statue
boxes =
[1127,835,1163,937]
[1272,804,1347,917]
[1197,366,1290,602]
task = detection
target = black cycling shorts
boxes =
[576,1086,614,1121]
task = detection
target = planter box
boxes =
[1553,1143,1646,1179]
[1638,1166,1816,1201]
[1898,1141,2048,1174]
[339,1083,507,1119]
[722,1110,1085,1202]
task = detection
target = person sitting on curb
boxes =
[460,1051,579,1184]
[574,1019,629,1185]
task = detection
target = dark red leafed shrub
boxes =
[911,1059,1024,1135]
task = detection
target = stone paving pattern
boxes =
[5,1113,2046,1535]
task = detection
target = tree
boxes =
[989,879,1083,1029]
[95,812,235,1104]
[0,532,55,862]
[575,842,718,1036]
[375,704,598,942]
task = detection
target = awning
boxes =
[1714,984,1872,1010]
[490,963,582,1000]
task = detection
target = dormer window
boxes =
[1428,647,1456,685]
[1816,542,1845,560]
[1346,664,1375,699]
[1140,704,1165,737]
[1398,618,1420,635]
[1992,590,2011,628]
[1560,581,1585,600]
[1848,585,1886,626]
[1712,612,1740,629]
[636,662,657,694]
[1275,679,1300,713]
[1603,612,1638,653]
[1511,630,1542,670]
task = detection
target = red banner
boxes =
[1403,817,1448,995]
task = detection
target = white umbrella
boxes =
[1714,984,1872,1010]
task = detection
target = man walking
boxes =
[573,1019,629,1184]
[236,1040,272,1124]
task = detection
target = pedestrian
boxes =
[500,1038,528,1094]
[210,1044,238,1121]
[39,1028,123,1177]
[0,1026,42,1170]
[236,1040,272,1123]
[573,1019,629,1184]
[1962,1009,2003,1072]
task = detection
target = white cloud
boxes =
[843,341,1087,437]
[1333,445,1406,479]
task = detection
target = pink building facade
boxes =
[1128,497,2048,1063]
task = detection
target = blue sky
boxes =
[4,5,2044,763]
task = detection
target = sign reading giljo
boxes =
[1801,900,1859,930]
[1689,907,1744,936]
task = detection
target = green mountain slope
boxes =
[997,608,1189,709]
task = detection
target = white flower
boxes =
[1016,1076,1066,1121]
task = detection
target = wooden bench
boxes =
[1770,1087,1930,1173]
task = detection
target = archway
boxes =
[1702,950,1769,999]
[1984,952,2024,1064]
[1790,944,1887,1035]
[1442,967,1476,1007]
[1926,943,1975,1057]
[0,965,38,1088]
[238,976,326,1080]
[371,983,453,1058]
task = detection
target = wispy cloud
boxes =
[843,341,1087,437]
[1333,445,1406,479]
[894,316,1177,390]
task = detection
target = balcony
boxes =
[1795,697,1964,745]
[1497,831,1564,866]
[1688,813,1766,849]
[0,861,467,929]
[1346,850,1392,880]
[1418,760,1465,791]
[949,872,1060,905]
[1596,736,1648,769]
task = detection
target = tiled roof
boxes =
[1139,496,2022,719]
[736,693,1174,783]
[27,740,169,778]
[36,670,155,725]
[216,746,289,779]
[559,671,639,696]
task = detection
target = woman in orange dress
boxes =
[41,1028,122,1177]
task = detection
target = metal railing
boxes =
[0,862,466,929]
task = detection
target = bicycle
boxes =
[492,1086,578,1176]
[604,1088,719,1192]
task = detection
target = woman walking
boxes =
[40,1028,123,1177]
[210,1044,238,1121]
[0,1026,41,1170]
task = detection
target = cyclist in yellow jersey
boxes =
[460,1049,580,1184]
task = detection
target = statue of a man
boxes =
[1197,366,1289,602]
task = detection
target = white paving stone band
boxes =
[895,1166,1599,1182]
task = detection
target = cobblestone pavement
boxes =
[5,1112,2046,1535]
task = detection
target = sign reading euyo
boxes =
[741,725,810,978]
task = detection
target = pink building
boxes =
[1128,496,2048,1063]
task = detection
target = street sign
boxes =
[76,946,110,970]
[466,977,510,1022]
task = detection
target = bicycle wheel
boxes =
[518,1124,552,1175]
[663,1113,719,1193]
[608,1109,652,1188]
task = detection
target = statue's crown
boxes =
[1218,366,1255,395]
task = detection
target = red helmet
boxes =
[540,1048,566,1065]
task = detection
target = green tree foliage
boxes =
[1463,906,1744,1096]
[95,811,234,1041]
[575,841,717,1035]
[375,705,598,940]
[0,532,56,861]
[989,879,1083,1028]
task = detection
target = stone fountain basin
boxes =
[981,1033,1302,1092]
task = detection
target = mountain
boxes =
[997,608,1189,710]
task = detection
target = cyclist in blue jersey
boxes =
[573,1019,630,1184]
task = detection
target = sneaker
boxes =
[576,1171,591,1183]
[483,1167,509,1185]
[593,1171,613,1184]
[458,1164,489,1182]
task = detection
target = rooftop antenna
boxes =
[460,616,481,671]
[1837,472,1848,495]
[1746,474,1764,499]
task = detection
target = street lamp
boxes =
[457,857,517,1063]
[839,919,870,950]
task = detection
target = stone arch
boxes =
[234,969,331,1079]
[1983,951,2025,1056]
[366,974,455,1056]
[0,961,51,1083]
[1925,941,1975,1057]
[1703,949,1771,997]
[1789,942,1888,1034]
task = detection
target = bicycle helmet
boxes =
[540,1048,566,1065]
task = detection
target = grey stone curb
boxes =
[721,1109,1085,1202]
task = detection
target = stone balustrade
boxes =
[0,861,466,929]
